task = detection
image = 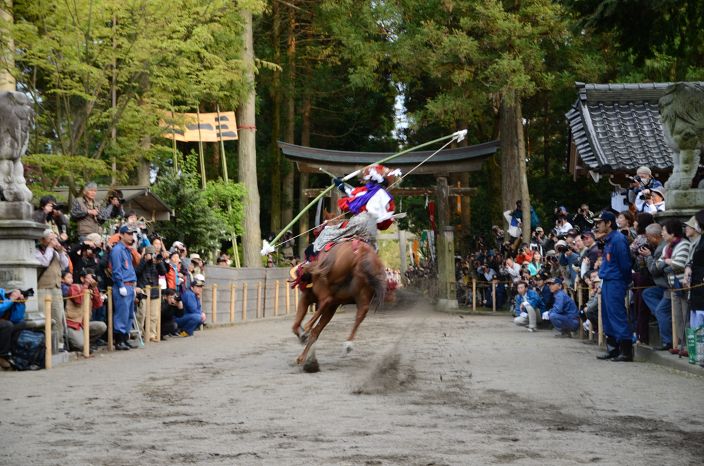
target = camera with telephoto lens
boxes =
[20,288,34,298]
[174,295,181,303]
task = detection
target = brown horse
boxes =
[291,239,386,368]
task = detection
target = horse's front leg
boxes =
[292,290,313,343]
[296,300,335,365]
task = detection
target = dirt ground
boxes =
[1,290,703,465]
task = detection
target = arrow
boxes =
[261,130,467,255]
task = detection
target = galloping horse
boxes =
[292,239,386,367]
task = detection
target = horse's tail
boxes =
[360,246,386,310]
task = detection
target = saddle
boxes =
[288,237,368,290]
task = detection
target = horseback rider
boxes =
[312,164,400,254]
[292,165,400,289]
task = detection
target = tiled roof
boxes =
[565,82,703,174]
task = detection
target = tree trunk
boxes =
[269,0,282,232]
[137,135,151,186]
[281,2,297,228]
[297,72,312,259]
[237,9,262,267]
[0,0,15,91]
[499,90,531,244]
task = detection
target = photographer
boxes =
[102,189,125,220]
[33,195,69,242]
[0,288,28,369]
[136,246,167,342]
[160,288,182,338]
[571,204,594,233]
[555,216,573,237]
[636,186,666,213]
[64,269,106,352]
[69,233,103,278]
[34,230,69,351]
[71,182,107,239]
[627,166,663,206]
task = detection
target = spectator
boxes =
[217,253,231,266]
[176,273,207,336]
[660,219,691,356]
[71,182,107,239]
[627,166,663,205]
[527,253,542,277]
[557,240,578,288]
[541,277,579,336]
[535,272,554,311]
[102,189,125,220]
[580,270,601,334]
[503,204,522,247]
[64,269,106,352]
[616,210,637,243]
[685,211,704,341]
[61,271,73,298]
[636,186,666,213]
[160,288,182,338]
[35,230,69,351]
[630,213,656,344]
[136,246,167,342]
[69,233,103,278]
[571,203,594,233]
[595,211,633,362]
[110,225,139,351]
[33,195,69,242]
[166,251,183,291]
[581,231,600,273]
[512,281,544,332]
[554,215,573,237]
[0,288,28,370]
[682,215,702,330]
[503,257,521,284]
[639,223,672,350]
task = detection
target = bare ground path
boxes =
[1,290,703,465]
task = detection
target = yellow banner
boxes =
[161,111,238,142]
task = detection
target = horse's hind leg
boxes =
[343,300,370,354]
[296,303,336,365]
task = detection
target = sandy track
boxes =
[1,290,703,465]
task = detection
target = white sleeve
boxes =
[365,189,393,222]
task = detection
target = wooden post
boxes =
[145,286,151,345]
[211,284,218,324]
[578,285,584,339]
[274,280,280,316]
[242,283,248,321]
[286,284,291,315]
[83,288,90,358]
[44,295,52,369]
[107,287,114,351]
[492,280,497,312]
[257,281,262,318]
[597,293,604,347]
[156,288,162,342]
[230,282,236,323]
[671,291,678,350]
[472,277,477,312]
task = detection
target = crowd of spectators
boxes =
[0,182,224,369]
[453,167,704,364]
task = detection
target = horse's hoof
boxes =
[343,341,353,355]
[302,347,319,373]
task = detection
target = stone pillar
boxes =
[435,176,458,310]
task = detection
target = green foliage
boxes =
[203,180,247,237]
[23,154,111,198]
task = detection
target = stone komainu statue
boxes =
[0,91,34,202]
[658,82,704,190]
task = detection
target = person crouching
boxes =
[176,274,207,337]
[542,277,579,337]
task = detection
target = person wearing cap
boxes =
[541,277,579,336]
[176,274,207,337]
[71,182,107,239]
[189,253,204,276]
[137,245,167,342]
[581,231,600,274]
[535,272,554,311]
[34,229,70,350]
[512,281,544,332]
[69,233,104,279]
[595,210,634,361]
[627,166,663,205]
[0,288,29,369]
[635,185,666,213]
[111,225,139,350]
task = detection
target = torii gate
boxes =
[279,140,499,309]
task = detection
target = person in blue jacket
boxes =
[512,281,544,332]
[0,288,28,369]
[111,225,138,351]
[542,277,579,336]
[176,273,206,336]
[595,210,634,362]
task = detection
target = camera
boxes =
[136,291,148,301]
[20,288,34,298]
[174,296,181,302]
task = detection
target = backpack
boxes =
[11,329,46,371]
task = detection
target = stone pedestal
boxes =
[0,205,47,319]
[655,189,704,224]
